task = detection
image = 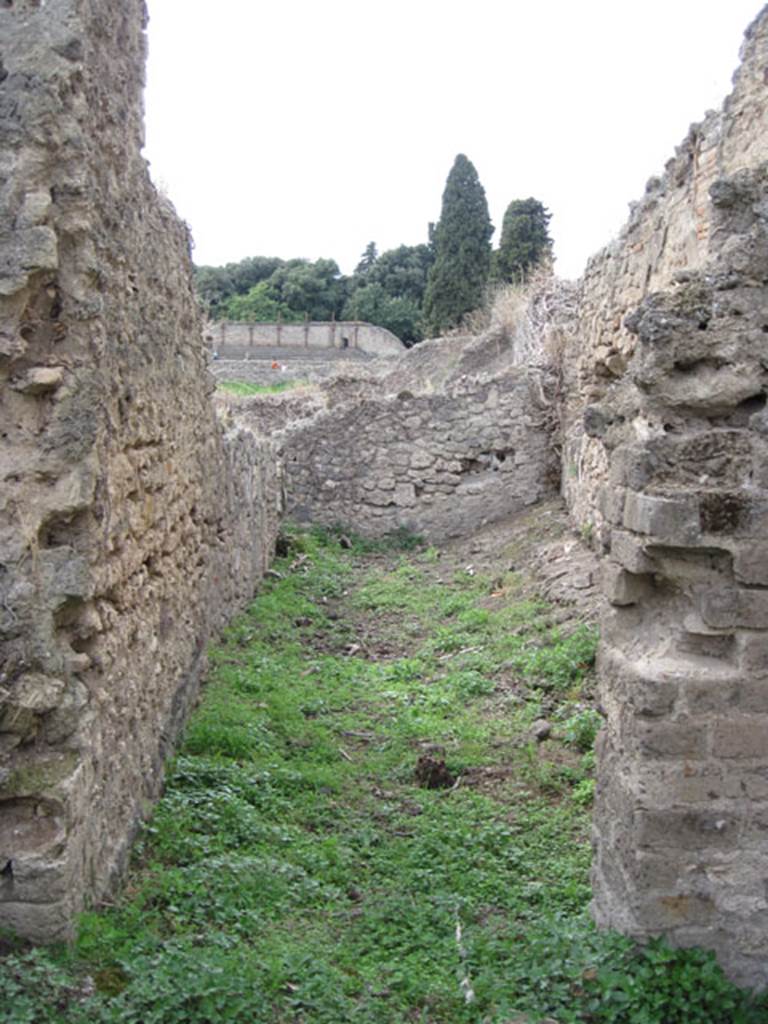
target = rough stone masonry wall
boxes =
[0,0,281,940]
[563,6,768,541]
[570,6,768,988]
[276,334,559,540]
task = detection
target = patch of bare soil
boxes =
[424,497,600,616]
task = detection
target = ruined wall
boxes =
[207,320,406,358]
[272,334,560,540]
[0,0,281,940]
[570,6,768,988]
[563,7,768,540]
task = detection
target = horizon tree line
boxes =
[194,155,552,345]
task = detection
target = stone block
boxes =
[636,809,738,852]
[12,366,65,395]
[699,588,768,630]
[711,717,768,759]
[648,763,745,804]
[0,899,74,942]
[623,491,700,544]
[738,633,768,674]
[733,544,768,586]
[637,719,708,759]
[635,892,717,930]
[684,678,740,714]
[600,648,682,719]
[610,529,656,573]
[410,449,434,470]
[598,485,627,526]
[394,483,416,508]
[601,562,653,606]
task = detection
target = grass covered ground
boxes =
[2,526,765,1023]
[216,380,304,396]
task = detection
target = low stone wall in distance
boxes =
[206,320,406,359]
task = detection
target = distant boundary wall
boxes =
[206,320,406,359]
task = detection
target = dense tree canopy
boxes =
[354,242,378,277]
[364,244,434,307]
[342,284,422,344]
[222,281,300,322]
[195,256,285,317]
[340,242,434,342]
[494,198,552,283]
[422,154,493,337]
[195,158,553,345]
[265,259,345,322]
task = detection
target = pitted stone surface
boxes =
[226,331,562,541]
[575,6,768,989]
[0,0,281,940]
[1,0,768,992]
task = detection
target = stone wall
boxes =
[3,0,768,988]
[273,334,560,540]
[206,319,406,358]
[563,7,768,540]
[0,0,281,940]
[567,6,768,988]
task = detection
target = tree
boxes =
[221,281,300,322]
[366,244,434,306]
[354,242,378,277]
[265,258,345,321]
[344,243,434,342]
[493,198,552,283]
[422,154,493,337]
[194,256,285,317]
[342,283,422,345]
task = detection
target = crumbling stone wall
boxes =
[0,0,280,940]
[275,334,560,540]
[563,7,768,541]
[569,6,768,988]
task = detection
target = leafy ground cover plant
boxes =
[2,526,765,1023]
[216,379,304,396]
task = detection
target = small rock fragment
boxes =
[531,719,552,742]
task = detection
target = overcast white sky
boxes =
[143,1,764,280]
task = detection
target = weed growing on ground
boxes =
[217,379,304,396]
[2,527,766,1023]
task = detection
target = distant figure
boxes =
[271,360,280,370]
[341,337,350,350]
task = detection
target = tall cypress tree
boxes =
[422,154,493,337]
[494,198,552,283]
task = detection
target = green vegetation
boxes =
[4,528,764,1022]
[342,243,435,343]
[493,198,553,284]
[194,160,551,345]
[422,154,494,337]
[216,379,304,397]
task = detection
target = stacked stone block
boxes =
[278,365,559,541]
[0,0,281,941]
[590,161,768,987]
